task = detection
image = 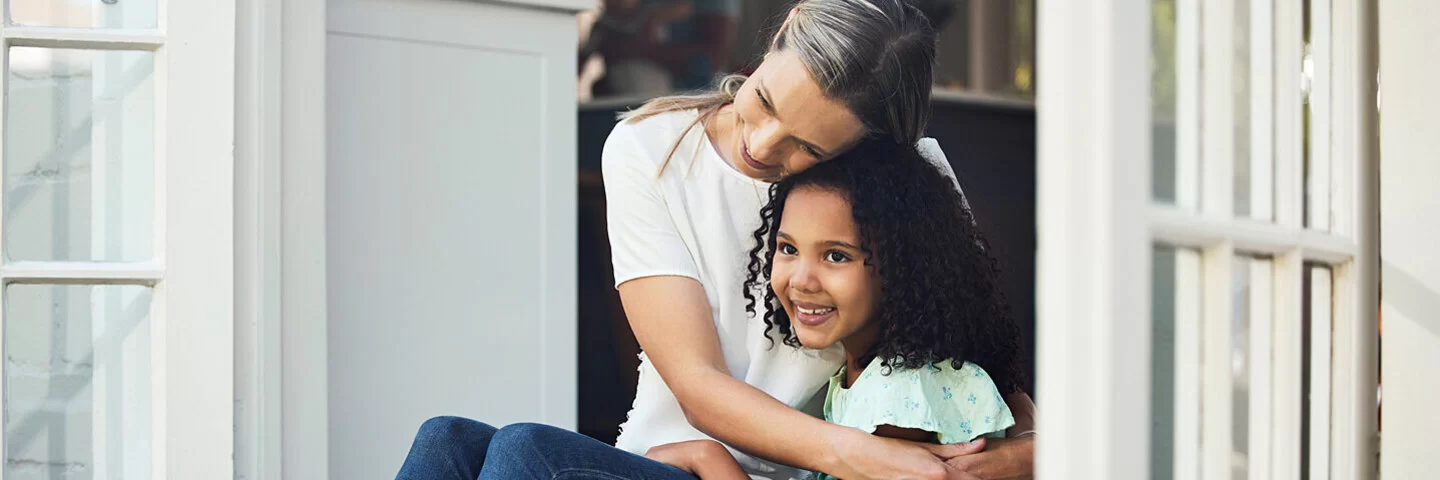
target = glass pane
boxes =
[4,284,152,479]
[1231,256,1251,479]
[8,0,157,29]
[1300,0,1330,229]
[1230,255,1271,479]
[1151,0,1180,204]
[1233,0,1251,216]
[4,47,156,262]
[1152,246,1201,480]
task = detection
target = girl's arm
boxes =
[618,277,976,480]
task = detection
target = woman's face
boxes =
[770,186,883,353]
[714,50,868,181]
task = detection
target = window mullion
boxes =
[1249,258,1276,478]
[1308,0,1334,230]
[1201,0,1235,217]
[1200,242,1235,479]
[1251,0,1277,220]
[1173,249,1204,480]
[0,261,164,284]
[1270,249,1304,480]
[1177,0,1202,209]
[1,26,165,50]
[1274,0,1304,229]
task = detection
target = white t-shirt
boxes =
[603,110,964,479]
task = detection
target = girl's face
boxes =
[770,186,883,352]
[713,50,868,181]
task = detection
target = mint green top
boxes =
[817,357,1015,480]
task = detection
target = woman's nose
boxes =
[748,120,786,162]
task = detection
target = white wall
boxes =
[1378,1,1440,478]
[324,0,578,477]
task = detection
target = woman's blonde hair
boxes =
[618,0,937,173]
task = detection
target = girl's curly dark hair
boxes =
[742,141,1026,394]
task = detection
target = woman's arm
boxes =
[645,440,749,480]
[618,276,976,480]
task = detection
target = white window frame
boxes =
[1035,0,1378,478]
[0,0,236,478]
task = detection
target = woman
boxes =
[397,1,1036,478]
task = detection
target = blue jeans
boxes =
[395,416,700,480]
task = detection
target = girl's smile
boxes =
[791,300,837,326]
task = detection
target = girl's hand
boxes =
[645,440,750,480]
[827,429,984,480]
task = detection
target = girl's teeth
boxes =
[798,307,835,315]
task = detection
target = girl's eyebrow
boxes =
[778,232,860,251]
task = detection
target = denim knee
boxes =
[418,416,494,441]
[396,416,497,480]
[489,422,564,450]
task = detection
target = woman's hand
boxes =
[644,440,749,480]
[925,437,1036,480]
[826,429,985,480]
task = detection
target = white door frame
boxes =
[234,0,330,478]
[1034,0,1379,478]
[1376,0,1440,478]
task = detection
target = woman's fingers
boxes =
[922,437,987,459]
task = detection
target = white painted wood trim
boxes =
[1148,207,1357,264]
[281,0,331,477]
[160,0,237,476]
[1271,250,1304,480]
[0,262,164,284]
[235,0,287,477]
[1377,3,1440,476]
[1201,0,1236,218]
[327,0,579,431]
[1251,0,1276,221]
[1199,243,1234,480]
[1274,0,1304,230]
[1327,2,1380,478]
[1309,267,1334,480]
[1308,0,1333,231]
[1,26,165,49]
[1249,259,1275,479]
[0,43,8,472]
[1035,0,1150,478]
[1176,0,1201,209]
[1174,249,1203,480]
[475,0,592,14]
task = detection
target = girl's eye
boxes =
[778,243,798,255]
[803,146,822,159]
[824,251,851,263]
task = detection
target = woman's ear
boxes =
[770,7,801,51]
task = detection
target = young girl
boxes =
[645,141,1026,479]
